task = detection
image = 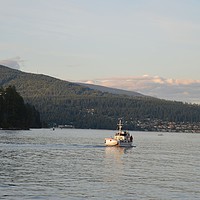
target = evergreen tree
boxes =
[0,86,41,129]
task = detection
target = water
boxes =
[0,129,199,200]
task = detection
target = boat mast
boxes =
[118,119,123,133]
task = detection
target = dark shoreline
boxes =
[0,127,30,130]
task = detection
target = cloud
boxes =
[79,75,200,104]
[0,56,25,70]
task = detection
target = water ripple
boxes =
[0,129,199,199]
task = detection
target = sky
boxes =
[0,0,200,103]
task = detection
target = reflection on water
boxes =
[0,129,200,200]
[103,147,134,184]
[105,146,126,156]
[105,146,133,163]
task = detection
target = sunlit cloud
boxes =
[79,75,200,104]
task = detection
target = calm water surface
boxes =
[0,129,199,200]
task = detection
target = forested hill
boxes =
[1,64,200,130]
[0,65,102,98]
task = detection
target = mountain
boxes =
[1,64,200,130]
[0,64,144,98]
[78,83,144,97]
[0,65,97,98]
[0,65,124,127]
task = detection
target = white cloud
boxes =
[79,75,200,104]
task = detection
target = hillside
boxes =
[1,65,200,130]
[0,65,102,98]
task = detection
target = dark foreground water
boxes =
[0,129,199,200]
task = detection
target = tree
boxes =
[0,86,41,129]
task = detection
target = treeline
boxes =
[0,86,41,129]
[25,95,200,130]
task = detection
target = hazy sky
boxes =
[1,0,200,102]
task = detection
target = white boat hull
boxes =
[105,138,133,147]
[105,138,118,146]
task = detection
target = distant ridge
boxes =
[0,64,93,98]
[78,83,143,97]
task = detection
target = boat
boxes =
[105,119,133,147]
